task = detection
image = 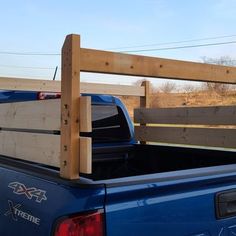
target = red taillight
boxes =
[54,211,104,236]
[37,92,61,100]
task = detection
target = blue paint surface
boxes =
[105,170,236,236]
[0,166,105,236]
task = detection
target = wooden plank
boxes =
[81,82,145,96]
[0,77,61,92]
[0,131,60,167]
[134,106,236,125]
[60,34,80,179]
[79,137,92,174]
[0,131,92,173]
[80,48,236,84]
[0,99,60,130]
[135,126,236,148]
[80,96,92,132]
[0,77,144,96]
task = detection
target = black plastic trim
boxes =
[100,164,236,188]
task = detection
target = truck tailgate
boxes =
[104,164,236,236]
[0,160,105,236]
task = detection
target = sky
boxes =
[0,0,236,88]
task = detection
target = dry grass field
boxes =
[120,89,236,119]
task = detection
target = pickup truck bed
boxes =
[1,144,236,236]
[91,144,236,180]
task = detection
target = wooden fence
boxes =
[134,106,236,148]
[0,77,147,179]
[0,34,236,180]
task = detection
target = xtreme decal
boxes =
[8,182,47,203]
[4,200,40,225]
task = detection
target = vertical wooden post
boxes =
[140,80,151,144]
[60,34,81,179]
[140,80,150,108]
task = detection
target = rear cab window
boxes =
[92,105,131,143]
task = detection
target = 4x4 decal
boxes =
[8,182,47,203]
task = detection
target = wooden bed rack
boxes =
[0,34,236,180]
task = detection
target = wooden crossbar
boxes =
[0,77,145,96]
[80,48,236,84]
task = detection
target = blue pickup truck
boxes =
[1,90,236,236]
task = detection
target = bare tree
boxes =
[202,56,236,66]
[159,82,176,93]
[183,84,196,93]
[202,56,236,94]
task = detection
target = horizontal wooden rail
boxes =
[0,77,145,96]
[134,106,236,125]
[135,126,236,149]
[80,48,236,84]
[0,99,60,130]
[0,77,61,92]
[0,130,91,173]
[81,82,145,96]
[0,131,60,167]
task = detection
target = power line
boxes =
[120,40,236,53]
[107,34,236,50]
[0,34,236,56]
[0,51,60,56]
[0,64,56,70]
